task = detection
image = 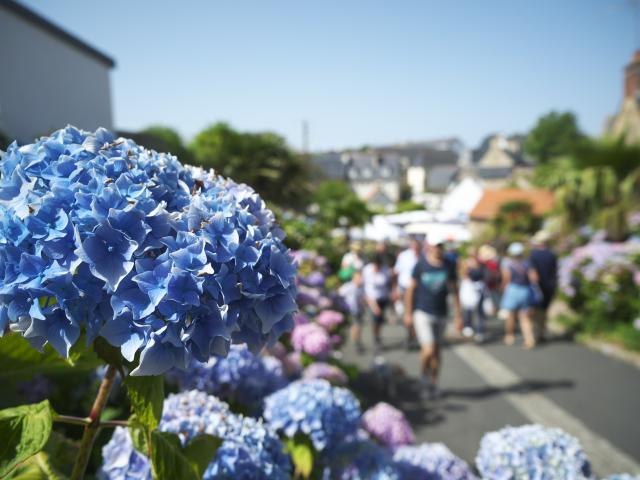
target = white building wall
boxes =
[407,166,426,196]
[0,7,113,143]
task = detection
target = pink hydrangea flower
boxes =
[291,323,331,357]
[362,402,415,448]
[316,310,345,331]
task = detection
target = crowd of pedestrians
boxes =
[338,233,558,399]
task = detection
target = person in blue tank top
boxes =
[500,242,539,349]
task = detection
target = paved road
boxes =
[341,317,640,477]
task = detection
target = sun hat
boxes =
[507,242,525,257]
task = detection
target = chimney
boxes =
[624,50,640,100]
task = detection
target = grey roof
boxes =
[1,0,115,68]
[311,151,346,180]
[374,144,458,167]
[477,166,514,179]
[426,165,458,192]
[344,151,404,181]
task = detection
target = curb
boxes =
[549,318,640,371]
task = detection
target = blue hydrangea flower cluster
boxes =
[0,126,297,375]
[100,390,291,479]
[393,443,477,480]
[326,439,403,480]
[263,379,361,452]
[475,424,592,480]
[168,344,287,409]
[99,426,152,480]
[603,475,640,480]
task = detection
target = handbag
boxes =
[482,295,496,317]
[529,283,544,307]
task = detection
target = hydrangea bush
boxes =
[475,424,592,480]
[327,439,403,480]
[362,402,415,448]
[0,126,298,375]
[393,443,477,480]
[558,239,640,350]
[100,390,291,479]
[263,379,361,452]
[167,344,287,411]
[290,322,332,357]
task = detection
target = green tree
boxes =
[0,130,10,150]
[190,123,312,207]
[140,126,191,163]
[311,180,371,229]
[492,200,541,241]
[524,111,583,163]
[533,138,640,238]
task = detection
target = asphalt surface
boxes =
[341,315,640,476]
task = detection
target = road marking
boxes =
[452,343,640,476]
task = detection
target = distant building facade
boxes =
[311,139,462,209]
[465,133,533,188]
[604,50,640,145]
[0,0,115,144]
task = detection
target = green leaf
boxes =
[150,431,198,480]
[93,337,129,373]
[0,401,55,477]
[183,435,222,478]
[285,436,314,479]
[125,376,164,431]
[0,334,100,382]
[129,415,150,457]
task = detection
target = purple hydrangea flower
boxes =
[263,379,361,452]
[393,443,477,480]
[475,424,591,480]
[290,322,331,357]
[302,362,348,385]
[100,390,291,479]
[559,240,640,297]
[362,402,414,448]
[300,271,325,288]
[316,310,345,331]
[282,351,303,378]
[0,126,297,375]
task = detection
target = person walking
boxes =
[500,242,537,349]
[339,242,364,281]
[459,252,487,343]
[528,231,558,342]
[339,270,366,353]
[478,244,501,316]
[362,253,392,350]
[404,240,461,399]
[393,235,423,350]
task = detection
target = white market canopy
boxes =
[404,221,472,244]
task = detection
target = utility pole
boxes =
[301,119,309,154]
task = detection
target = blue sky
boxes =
[21,0,637,151]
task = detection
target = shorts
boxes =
[369,299,390,325]
[413,310,447,346]
[500,283,531,312]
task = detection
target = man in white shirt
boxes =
[393,235,423,349]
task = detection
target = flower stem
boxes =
[55,414,129,429]
[70,364,118,480]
